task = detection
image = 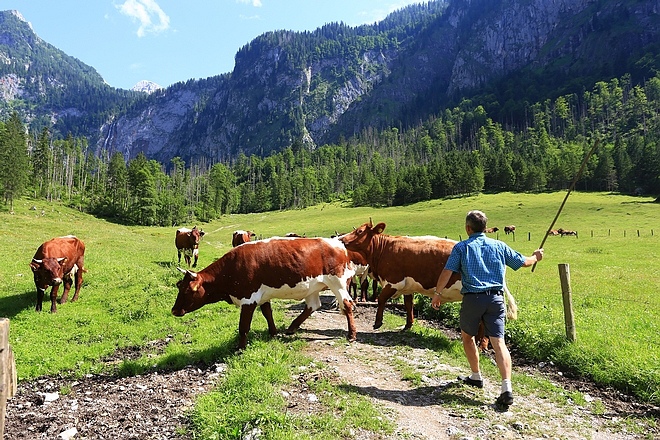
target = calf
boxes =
[29,236,86,313]
[176,226,205,268]
[347,250,370,302]
[232,230,256,247]
[172,237,356,349]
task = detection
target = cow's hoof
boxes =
[373,321,383,330]
[284,328,298,335]
[402,324,413,331]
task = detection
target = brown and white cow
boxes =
[504,225,516,235]
[231,230,256,247]
[29,236,86,313]
[339,221,517,332]
[172,237,357,349]
[339,221,463,330]
[485,227,499,234]
[175,226,205,268]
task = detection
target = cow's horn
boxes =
[369,217,373,227]
[187,270,198,279]
[176,267,187,274]
[32,258,43,264]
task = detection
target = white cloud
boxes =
[116,0,170,37]
[236,0,263,7]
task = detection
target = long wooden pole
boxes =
[532,138,600,272]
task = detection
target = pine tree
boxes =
[0,112,30,212]
[31,126,52,198]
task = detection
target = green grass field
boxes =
[1,191,658,436]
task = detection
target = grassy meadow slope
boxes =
[0,192,658,405]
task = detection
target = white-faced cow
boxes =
[176,226,205,268]
[29,236,86,313]
[172,237,357,349]
[231,230,256,247]
[339,221,518,333]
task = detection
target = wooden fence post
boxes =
[1,318,17,439]
[558,264,576,342]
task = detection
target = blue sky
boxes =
[2,0,426,90]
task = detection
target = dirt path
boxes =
[291,297,659,440]
[4,297,658,439]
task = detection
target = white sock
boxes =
[501,379,512,394]
[469,372,482,381]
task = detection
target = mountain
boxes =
[0,10,142,137]
[1,1,660,165]
[132,80,162,94]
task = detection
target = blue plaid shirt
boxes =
[445,232,526,293]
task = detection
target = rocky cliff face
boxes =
[93,0,660,164]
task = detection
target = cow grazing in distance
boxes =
[548,229,560,236]
[284,232,306,238]
[176,226,205,268]
[172,237,357,349]
[504,225,516,235]
[232,230,256,247]
[558,228,577,237]
[339,221,518,333]
[29,236,86,313]
[485,227,499,233]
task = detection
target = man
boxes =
[431,210,543,410]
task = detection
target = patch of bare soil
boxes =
[4,296,659,440]
[4,349,224,439]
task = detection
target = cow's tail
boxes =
[503,283,518,320]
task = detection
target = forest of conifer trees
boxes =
[1,73,659,226]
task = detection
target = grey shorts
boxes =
[460,292,506,338]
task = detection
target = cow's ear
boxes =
[57,257,68,266]
[374,222,386,234]
[200,231,205,236]
[29,261,40,272]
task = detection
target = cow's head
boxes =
[190,226,205,247]
[30,257,67,289]
[339,220,386,254]
[171,268,207,316]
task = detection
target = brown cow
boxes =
[504,225,516,235]
[485,227,499,233]
[231,230,256,247]
[339,221,517,333]
[29,236,86,313]
[176,226,205,268]
[172,237,357,349]
[339,221,462,330]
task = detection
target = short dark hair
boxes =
[466,210,487,232]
